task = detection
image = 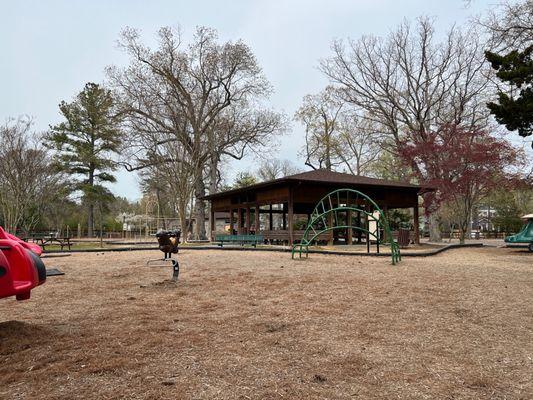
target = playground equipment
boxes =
[504,214,533,252]
[291,189,401,265]
[147,229,181,280]
[0,227,46,301]
[5,231,43,256]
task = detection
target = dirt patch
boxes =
[1,247,532,399]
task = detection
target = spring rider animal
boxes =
[147,229,181,280]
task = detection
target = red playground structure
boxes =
[0,227,46,301]
[4,230,43,256]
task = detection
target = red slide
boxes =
[0,227,46,301]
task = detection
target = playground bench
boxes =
[215,234,264,247]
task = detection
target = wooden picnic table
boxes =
[23,236,72,251]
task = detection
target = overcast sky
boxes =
[2,0,503,200]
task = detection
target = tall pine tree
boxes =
[486,45,533,147]
[47,83,122,237]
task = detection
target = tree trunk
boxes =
[193,174,207,240]
[459,229,466,245]
[468,205,476,239]
[208,155,218,241]
[325,131,332,171]
[1,203,22,234]
[99,203,103,248]
[178,201,188,242]
[155,188,166,229]
[87,168,95,238]
[428,213,442,242]
[87,203,94,238]
[461,202,472,244]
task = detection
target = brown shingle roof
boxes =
[202,169,428,200]
[286,169,421,188]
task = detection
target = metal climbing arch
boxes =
[291,188,401,265]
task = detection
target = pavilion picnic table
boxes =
[24,235,73,251]
[215,234,264,247]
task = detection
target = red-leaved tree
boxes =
[398,124,523,243]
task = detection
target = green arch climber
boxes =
[291,188,401,265]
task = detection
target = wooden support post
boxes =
[288,190,294,245]
[246,206,251,234]
[357,211,362,243]
[376,222,381,254]
[366,212,370,254]
[269,204,273,230]
[347,209,353,245]
[229,210,234,234]
[237,208,242,234]
[328,212,334,246]
[382,205,388,243]
[255,205,260,234]
[414,201,420,244]
[282,203,287,230]
[210,207,215,240]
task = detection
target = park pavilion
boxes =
[203,169,428,245]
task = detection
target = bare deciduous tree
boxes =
[295,86,383,176]
[335,112,383,176]
[320,18,493,241]
[256,159,302,181]
[140,141,196,240]
[321,18,492,145]
[0,118,65,234]
[477,0,533,52]
[108,26,285,239]
[295,86,344,170]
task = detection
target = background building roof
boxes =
[203,169,428,200]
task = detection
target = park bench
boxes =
[215,234,264,247]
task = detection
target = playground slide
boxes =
[504,215,533,252]
[0,227,46,301]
